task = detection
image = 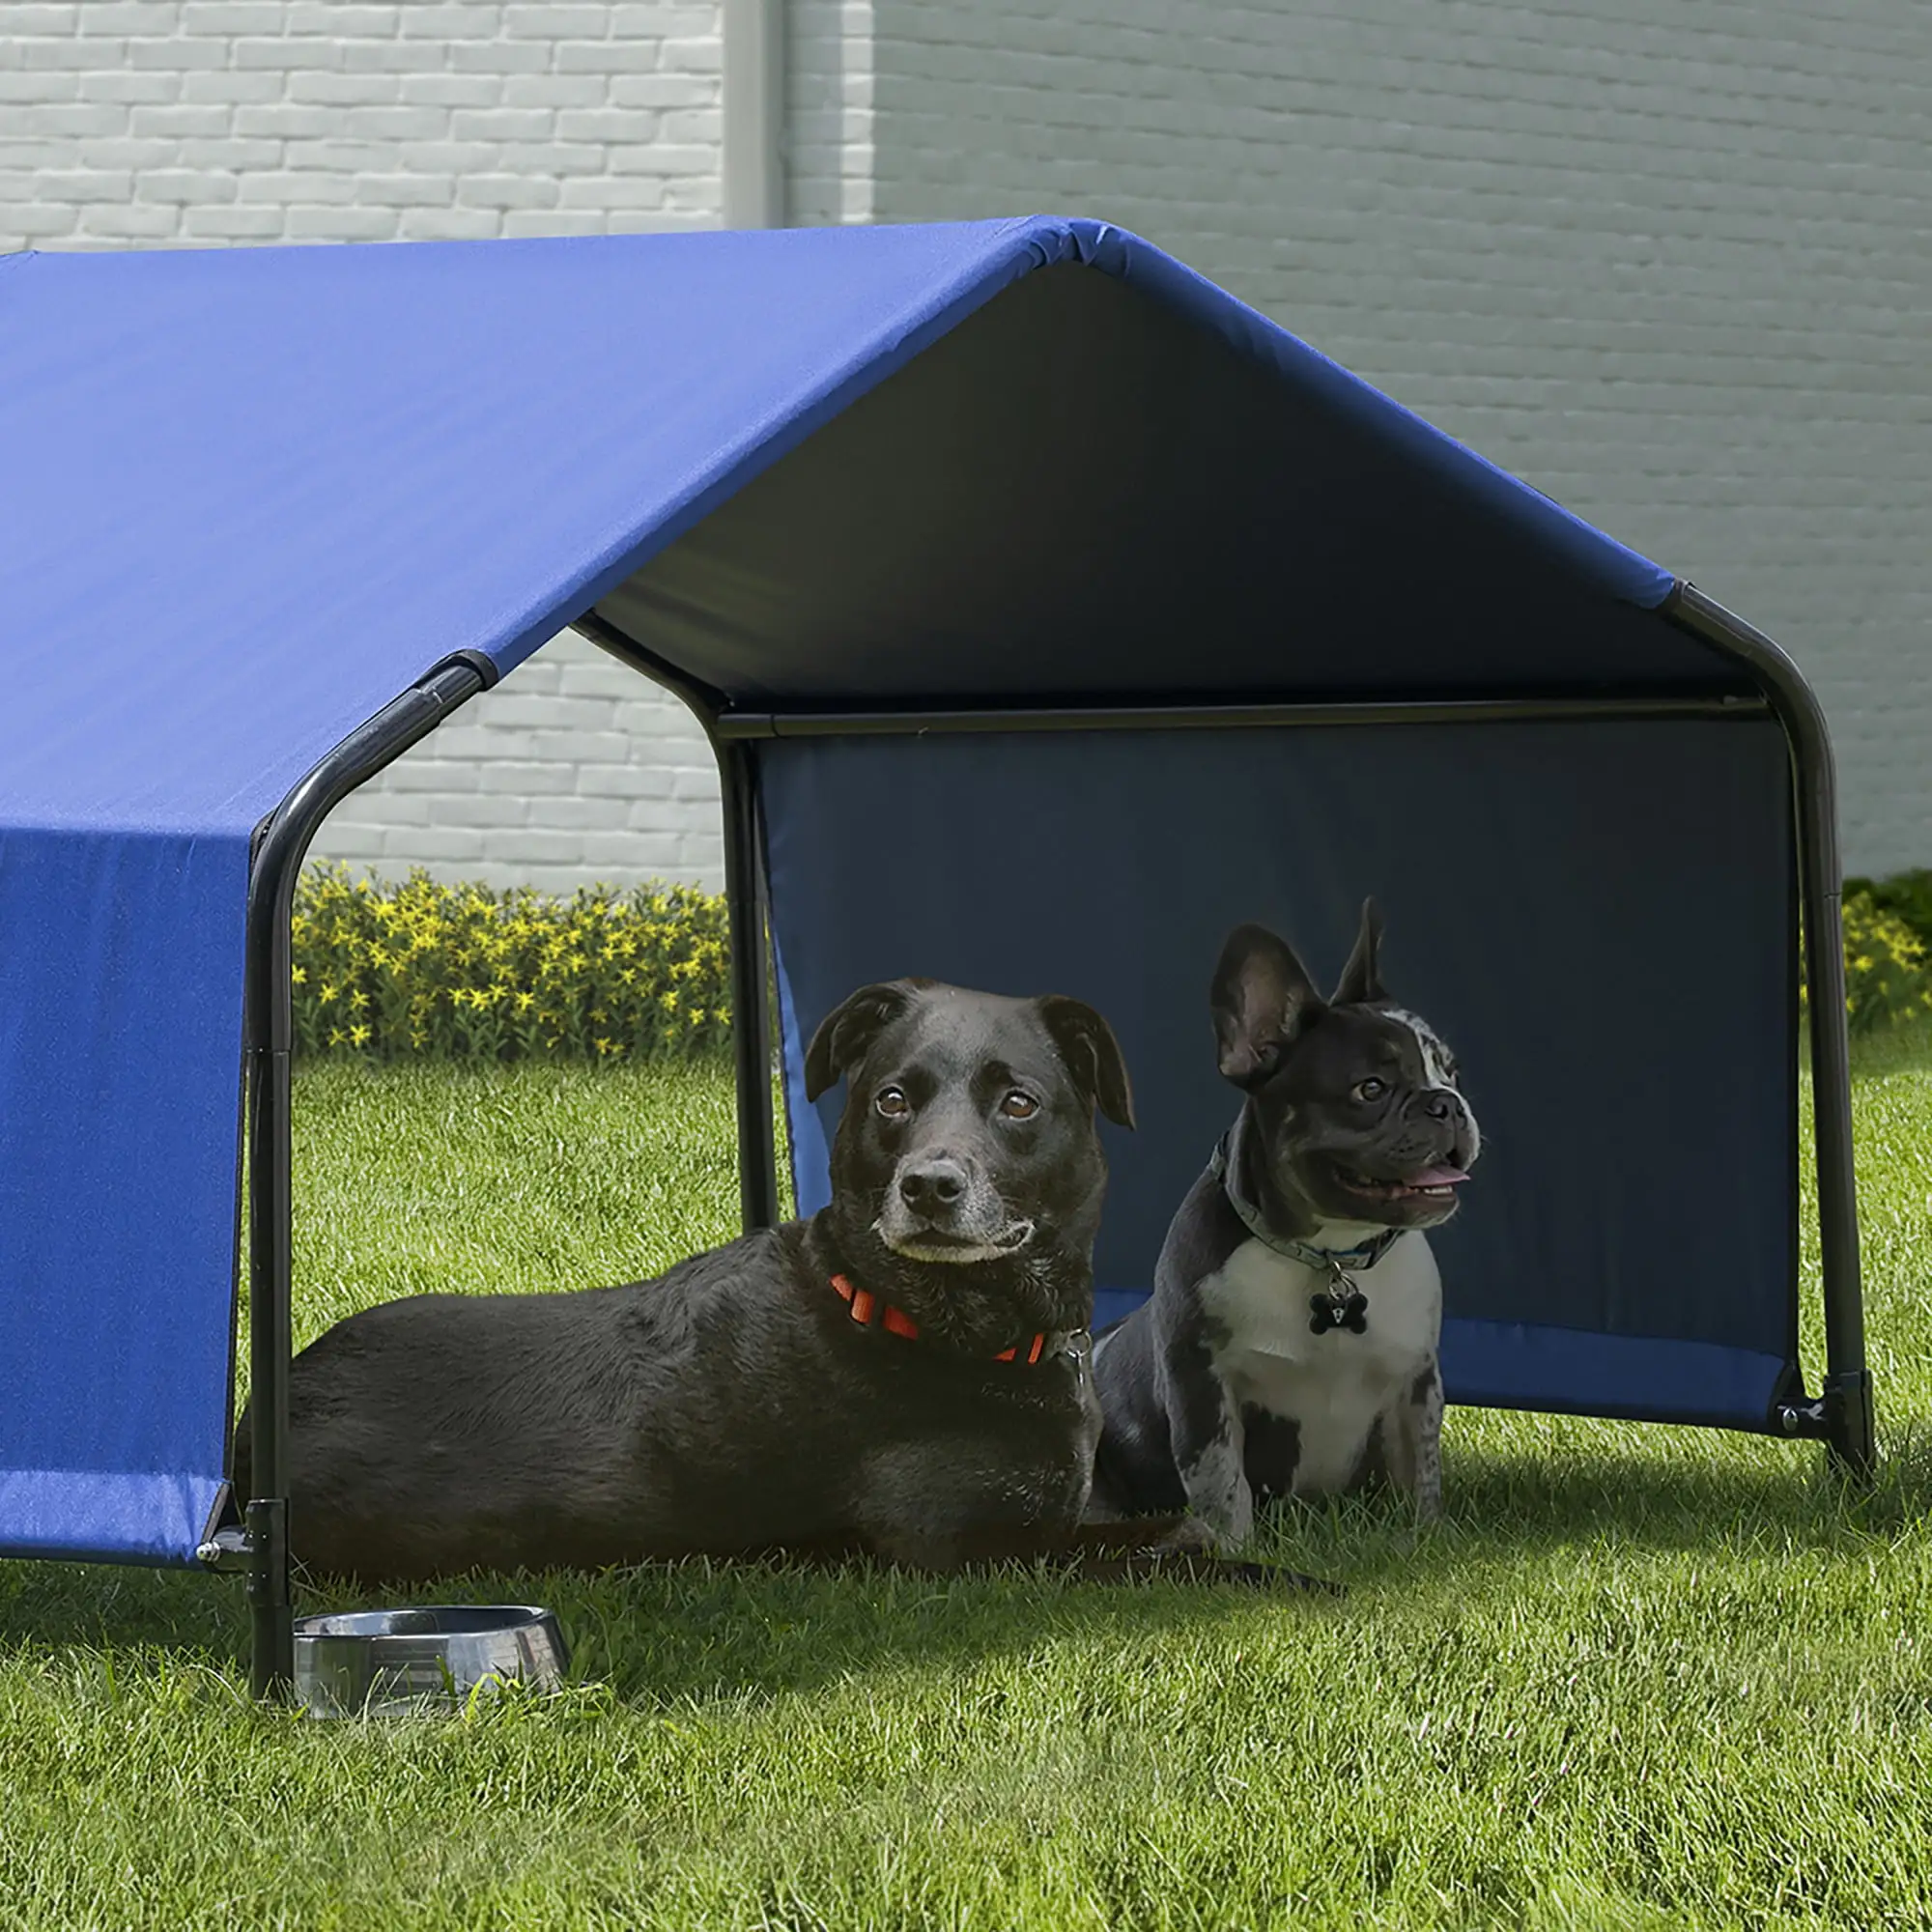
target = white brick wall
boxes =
[854,0,1932,877]
[308,627,723,894]
[0,0,724,245]
[4,0,731,892]
[785,0,868,224]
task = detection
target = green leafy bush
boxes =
[1804,884,1932,1035]
[293,865,731,1062]
[1844,867,1932,952]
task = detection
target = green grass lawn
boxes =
[5,1042,1932,1930]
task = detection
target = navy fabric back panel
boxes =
[762,718,1798,1432]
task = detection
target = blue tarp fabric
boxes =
[0,216,1792,1566]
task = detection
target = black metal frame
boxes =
[217,580,1870,1699]
[1664,583,1873,1475]
[709,694,1771,739]
[696,595,1870,1476]
[224,653,497,1698]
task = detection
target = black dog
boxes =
[236,977,1332,1589]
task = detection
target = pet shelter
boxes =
[0,217,1869,1699]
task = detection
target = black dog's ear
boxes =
[804,980,920,1101]
[1330,897,1386,1007]
[1211,923,1324,1091]
[1037,995,1135,1130]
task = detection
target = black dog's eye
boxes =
[1351,1077,1388,1104]
[999,1090,1039,1121]
[875,1087,910,1120]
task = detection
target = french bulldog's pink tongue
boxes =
[1406,1165,1469,1187]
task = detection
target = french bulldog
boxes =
[1089,902,1479,1544]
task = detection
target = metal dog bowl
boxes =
[293,1605,569,1718]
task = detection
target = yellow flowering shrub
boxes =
[293,865,731,1061]
[1801,887,1932,1035]
[294,866,1932,1058]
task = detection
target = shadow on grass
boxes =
[1414,1424,1932,1564]
[0,1559,247,1679]
[1214,1416,1932,1601]
[0,1546,1306,1715]
[5,1431,1927,1711]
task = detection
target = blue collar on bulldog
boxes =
[1208,1117,1402,1336]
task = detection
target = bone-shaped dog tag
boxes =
[1309,1285,1369,1335]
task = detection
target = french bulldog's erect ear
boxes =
[1210,923,1324,1091]
[804,980,920,1101]
[1330,897,1386,1007]
[1036,995,1136,1130]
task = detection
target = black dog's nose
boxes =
[898,1159,967,1212]
[1423,1090,1463,1123]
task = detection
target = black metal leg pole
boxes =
[1794,759,1876,1475]
[244,1041,294,1696]
[1668,585,1873,1475]
[238,655,494,1699]
[721,738,780,1233]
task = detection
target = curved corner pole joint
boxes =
[239,650,496,1701]
[570,611,780,1237]
[1663,582,1872,1477]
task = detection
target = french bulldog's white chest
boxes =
[1198,1232,1441,1496]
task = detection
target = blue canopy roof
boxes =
[1,217,1766,1567]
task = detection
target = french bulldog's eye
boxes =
[999,1091,1039,1120]
[1351,1077,1388,1103]
[875,1087,910,1120]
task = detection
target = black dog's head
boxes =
[805,979,1134,1347]
[1211,901,1480,1236]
